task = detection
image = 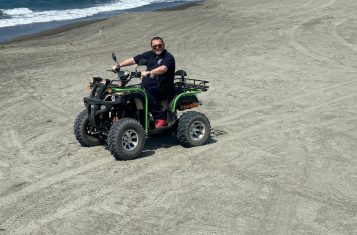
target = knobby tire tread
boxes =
[177,111,211,147]
[73,110,102,147]
[107,118,145,160]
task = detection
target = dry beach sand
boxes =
[1,0,357,234]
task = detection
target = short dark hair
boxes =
[151,36,164,45]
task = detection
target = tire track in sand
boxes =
[229,137,356,234]
[19,83,73,120]
[0,157,112,210]
[226,90,356,140]
[287,16,356,72]
[0,135,221,211]
[12,70,74,120]
[1,129,43,161]
[216,79,356,126]
[333,18,357,52]
[316,0,336,9]
[4,142,223,234]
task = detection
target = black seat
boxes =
[174,70,187,82]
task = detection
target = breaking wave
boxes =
[0,0,195,28]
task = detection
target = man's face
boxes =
[151,39,165,55]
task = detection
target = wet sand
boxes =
[0,0,356,234]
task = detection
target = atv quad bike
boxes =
[74,53,210,160]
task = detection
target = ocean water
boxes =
[0,0,198,42]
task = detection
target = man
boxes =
[113,36,175,128]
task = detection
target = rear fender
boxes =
[170,93,199,111]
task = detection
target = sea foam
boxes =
[0,0,192,28]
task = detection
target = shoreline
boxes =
[0,18,107,45]
[0,0,203,45]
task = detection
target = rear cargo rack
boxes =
[174,77,209,91]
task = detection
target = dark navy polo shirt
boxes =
[133,50,175,88]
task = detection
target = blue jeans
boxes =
[142,78,174,119]
[145,85,164,119]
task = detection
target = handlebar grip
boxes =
[92,77,103,83]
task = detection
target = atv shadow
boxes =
[140,134,217,159]
[140,134,178,158]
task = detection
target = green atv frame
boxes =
[74,53,211,160]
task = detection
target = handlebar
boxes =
[101,69,143,87]
[107,68,141,78]
[131,71,141,78]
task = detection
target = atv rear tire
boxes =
[107,118,145,160]
[73,110,102,147]
[177,111,211,147]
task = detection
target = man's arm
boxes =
[141,65,167,78]
[119,58,136,67]
[112,58,135,70]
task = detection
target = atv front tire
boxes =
[73,110,102,147]
[107,118,145,160]
[177,111,211,147]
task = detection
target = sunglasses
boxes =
[152,44,163,50]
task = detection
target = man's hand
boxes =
[112,64,120,72]
[141,71,151,78]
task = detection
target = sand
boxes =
[0,0,356,234]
